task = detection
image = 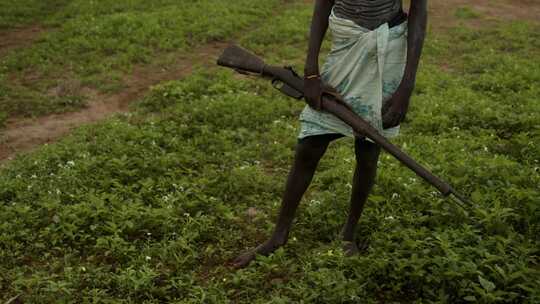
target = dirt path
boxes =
[0,25,45,58]
[428,0,539,31]
[1,0,538,164]
[0,42,227,162]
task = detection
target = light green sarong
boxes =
[299,9,408,140]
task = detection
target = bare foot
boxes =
[342,241,360,256]
[230,238,286,269]
[342,239,369,256]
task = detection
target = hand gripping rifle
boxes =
[217,45,471,209]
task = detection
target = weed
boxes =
[455,6,481,20]
[0,2,539,303]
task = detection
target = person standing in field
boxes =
[232,0,427,268]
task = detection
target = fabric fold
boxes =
[298,9,408,140]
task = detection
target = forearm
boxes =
[304,0,334,75]
[400,0,427,93]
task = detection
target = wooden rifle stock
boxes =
[217,45,470,207]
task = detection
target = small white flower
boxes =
[392,193,399,200]
[310,200,321,205]
[145,256,151,261]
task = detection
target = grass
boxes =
[0,0,283,122]
[0,0,69,28]
[1,1,539,303]
[455,6,481,20]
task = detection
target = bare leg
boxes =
[341,138,381,256]
[231,134,342,268]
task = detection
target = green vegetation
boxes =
[0,0,282,120]
[0,0,69,28]
[454,6,481,20]
[1,1,539,303]
[0,110,6,127]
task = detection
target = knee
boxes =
[354,140,381,169]
[295,142,327,168]
[357,157,379,173]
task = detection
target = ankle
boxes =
[270,233,288,246]
[341,227,355,242]
[342,235,354,242]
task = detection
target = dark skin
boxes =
[230,0,427,269]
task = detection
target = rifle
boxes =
[217,45,471,209]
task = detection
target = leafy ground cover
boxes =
[1,2,539,303]
[0,0,69,28]
[0,0,282,125]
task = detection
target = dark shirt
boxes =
[333,0,405,29]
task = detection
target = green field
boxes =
[1,1,539,303]
[0,0,282,125]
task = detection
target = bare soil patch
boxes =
[428,0,540,31]
[0,25,45,58]
[1,0,538,164]
[0,42,227,163]
[0,0,300,164]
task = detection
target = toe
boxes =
[342,241,360,256]
[231,251,256,269]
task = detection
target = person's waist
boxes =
[389,10,407,28]
[329,7,407,32]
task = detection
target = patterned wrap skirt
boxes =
[298,8,408,140]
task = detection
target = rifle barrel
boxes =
[217,45,470,203]
[322,97,454,196]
